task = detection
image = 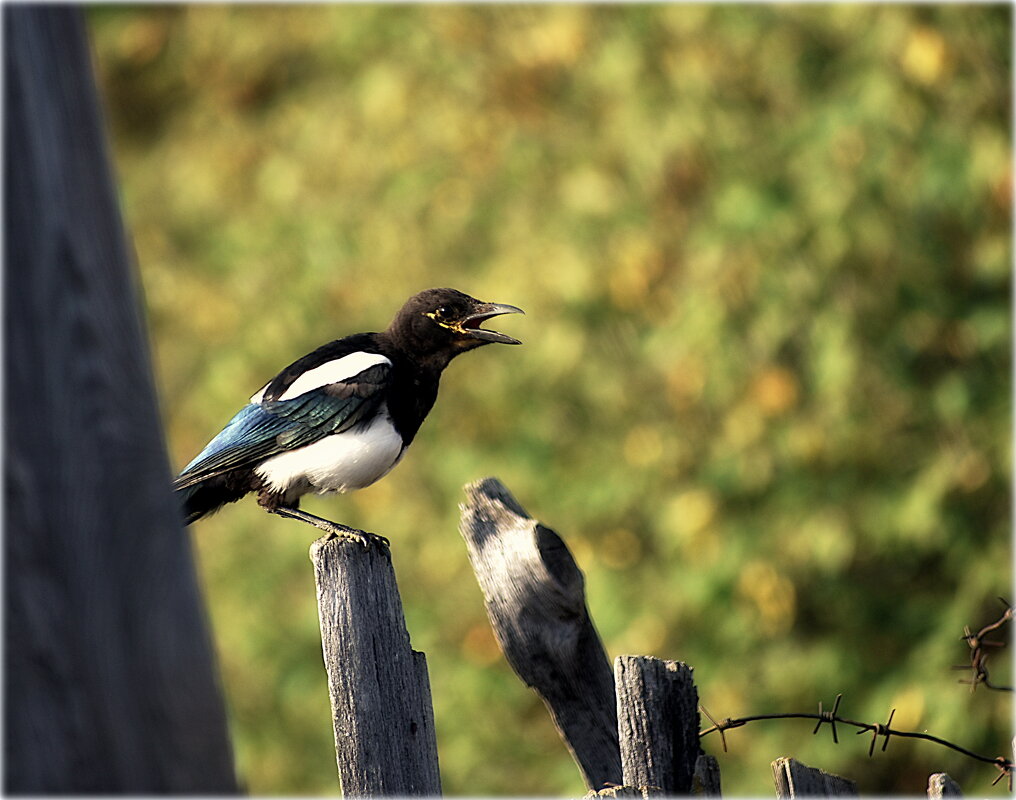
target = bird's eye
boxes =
[434,307,449,320]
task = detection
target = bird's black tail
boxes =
[175,476,245,525]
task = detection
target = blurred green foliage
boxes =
[89,5,1011,796]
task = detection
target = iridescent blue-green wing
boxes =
[173,360,391,489]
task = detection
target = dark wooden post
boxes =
[459,477,623,791]
[614,656,702,795]
[310,536,441,796]
[926,773,962,798]
[4,5,237,793]
[772,757,857,798]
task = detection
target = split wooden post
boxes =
[459,478,623,791]
[614,656,704,795]
[772,757,857,797]
[310,536,441,796]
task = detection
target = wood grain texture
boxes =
[591,786,658,798]
[614,656,701,794]
[310,536,441,796]
[459,477,623,791]
[693,754,722,796]
[927,773,962,798]
[772,757,857,798]
[3,6,236,793]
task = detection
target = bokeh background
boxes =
[88,5,1011,796]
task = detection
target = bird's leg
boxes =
[268,506,390,550]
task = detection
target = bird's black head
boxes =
[386,288,523,368]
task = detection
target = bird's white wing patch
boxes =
[274,352,391,402]
[250,383,269,404]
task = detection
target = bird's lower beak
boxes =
[461,302,525,345]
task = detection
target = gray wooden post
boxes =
[4,5,237,792]
[310,536,441,796]
[459,477,623,791]
[693,753,723,796]
[772,757,857,798]
[614,656,702,795]
[594,788,653,798]
[927,773,962,798]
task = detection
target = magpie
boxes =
[174,288,523,546]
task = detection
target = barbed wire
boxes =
[699,693,1014,790]
[954,598,1013,693]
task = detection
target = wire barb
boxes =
[991,758,1014,792]
[811,694,841,743]
[959,603,1013,692]
[880,709,895,754]
[699,705,728,753]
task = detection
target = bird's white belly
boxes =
[255,413,405,496]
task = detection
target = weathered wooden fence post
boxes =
[459,478,979,796]
[772,757,857,798]
[614,656,702,795]
[926,773,962,798]
[460,478,723,796]
[310,536,441,796]
[459,477,624,791]
[4,5,236,792]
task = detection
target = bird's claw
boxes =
[270,507,389,552]
[328,527,390,551]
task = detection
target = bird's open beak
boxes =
[461,302,525,345]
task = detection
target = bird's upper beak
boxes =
[460,302,525,345]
